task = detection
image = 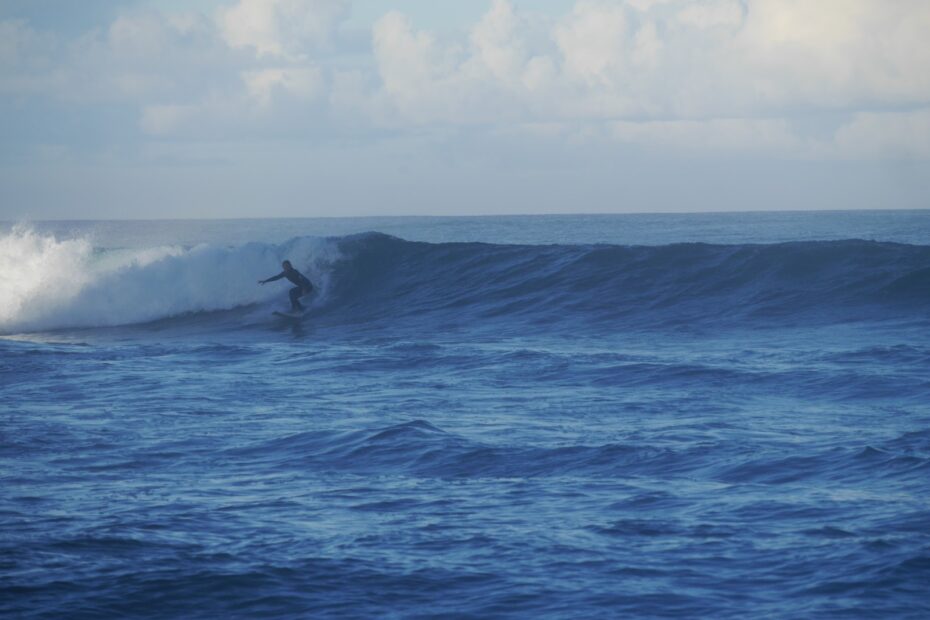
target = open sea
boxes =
[2,210,930,619]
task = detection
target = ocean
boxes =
[2,211,929,619]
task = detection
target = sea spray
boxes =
[0,227,339,333]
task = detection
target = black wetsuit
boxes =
[265,267,313,310]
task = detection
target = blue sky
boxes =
[1,0,928,219]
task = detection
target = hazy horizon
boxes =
[2,0,929,220]
[2,206,927,225]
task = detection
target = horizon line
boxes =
[4,206,929,224]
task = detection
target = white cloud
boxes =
[730,0,930,108]
[372,11,443,101]
[554,1,629,87]
[627,0,678,12]
[676,1,744,30]
[362,0,930,157]
[243,67,323,105]
[32,10,237,104]
[371,11,474,124]
[468,0,527,84]
[2,0,930,161]
[218,0,348,58]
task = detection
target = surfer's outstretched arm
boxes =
[259,272,285,285]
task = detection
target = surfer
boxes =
[259,260,314,311]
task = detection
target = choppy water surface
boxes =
[2,213,930,618]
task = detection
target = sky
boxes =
[1,0,929,220]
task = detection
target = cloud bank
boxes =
[1,0,929,217]
[3,0,929,155]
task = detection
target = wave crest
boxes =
[321,234,930,329]
[2,229,928,333]
[0,227,337,333]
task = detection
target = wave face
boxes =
[321,233,930,330]
[2,228,928,334]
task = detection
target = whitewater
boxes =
[2,211,930,619]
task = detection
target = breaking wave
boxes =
[2,228,928,334]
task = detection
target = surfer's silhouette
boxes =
[259,260,314,311]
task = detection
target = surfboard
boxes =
[272,309,309,321]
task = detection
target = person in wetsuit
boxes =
[259,260,314,311]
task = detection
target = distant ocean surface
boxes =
[2,211,930,619]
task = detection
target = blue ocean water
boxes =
[2,211,930,619]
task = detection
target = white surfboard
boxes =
[272,309,310,320]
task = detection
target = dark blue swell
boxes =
[316,234,930,330]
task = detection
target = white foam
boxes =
[0,226,336,333]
